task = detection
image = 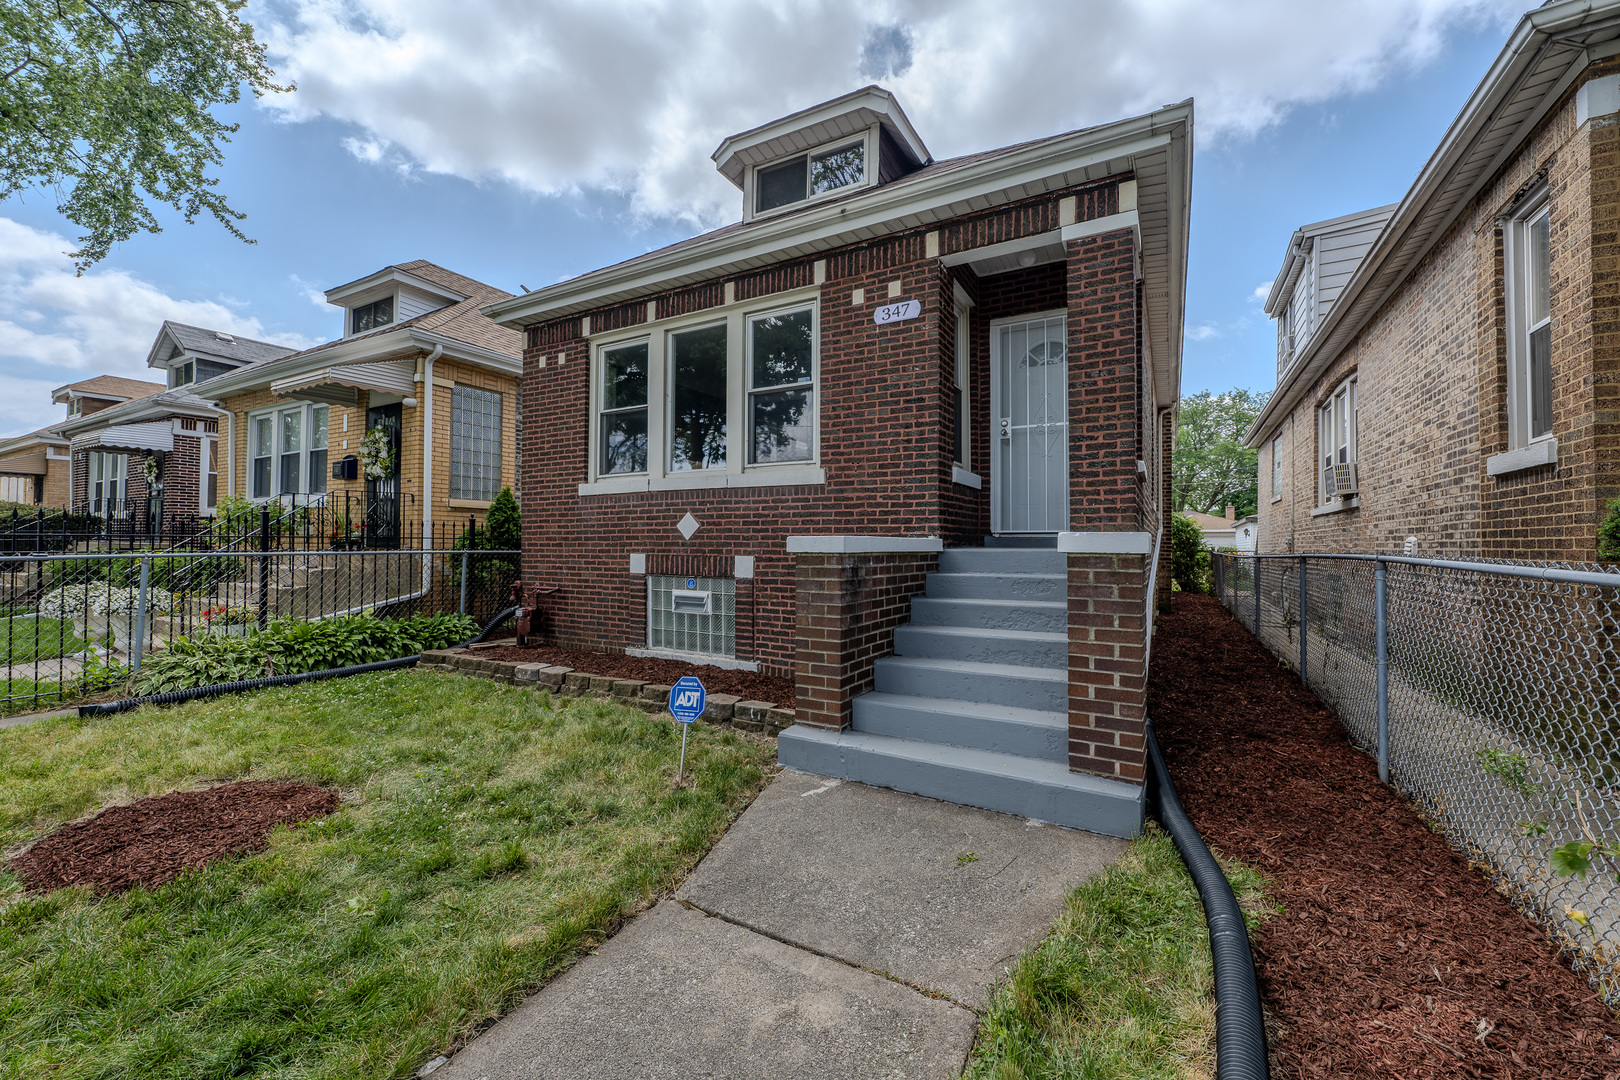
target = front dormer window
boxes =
[754,141,866,214]
[170,361,194,388]
[352,297,394,334]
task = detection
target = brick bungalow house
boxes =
[0,425,71,507]
[1251,0,1620,562]
[54,328,293,535]
[198,261,521,547]
[486,87,1191,836]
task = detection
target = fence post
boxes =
[1297,555,1308,687]
[1375,557,1390,784]
[130,555,151,672]
[1253,555,1261,636]
[257,504,271,630]
[460,552,470,616]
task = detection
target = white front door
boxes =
[992,313,1069,533]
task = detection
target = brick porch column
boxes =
[1060,537,1149,783]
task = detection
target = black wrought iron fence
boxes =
[1213,551,1620,1003]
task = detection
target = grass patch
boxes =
[0,615,90,665]
[965,825,1277,1080]
[0,670,774,1078]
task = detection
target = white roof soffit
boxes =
[200,328,516,400]
[1247,0,1620,446]
[272,360,416,402]
[711,86,931,188]
[489,101,1192,405]
[69,422,174,454]
[325,267,469,307]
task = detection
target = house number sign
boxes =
[873,300,921,325]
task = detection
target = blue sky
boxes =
[0,1,1521,438]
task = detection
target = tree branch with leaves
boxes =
[1172,387,1271,518]
[0,0,289,269]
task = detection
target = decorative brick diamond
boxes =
[677,512,701,540]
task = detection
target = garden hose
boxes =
[78,606,524,718]
[1146,718,1271,1080]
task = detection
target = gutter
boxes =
[197,328,518,401]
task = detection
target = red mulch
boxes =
[10,780,339,895]
[472,644,795,707]
[1150,594,1620,1080]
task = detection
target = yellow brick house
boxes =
[200,261,522,547]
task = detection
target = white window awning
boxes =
[271,360,416,406]
[69,422,174,454]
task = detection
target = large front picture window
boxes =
[600,342,649,476]
[670,324,728,471]
[88,450,127,513]
[252,402,329,500]
[748,307,815,464]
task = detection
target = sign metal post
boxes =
[667,675,706,784]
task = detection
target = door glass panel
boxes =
[995,315,1068,533]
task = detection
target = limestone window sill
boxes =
[446,497,492,509]
[1310,497,1359,517]
[952,466,982,489]
[1485,437,1557,477]
[579,465,825,497]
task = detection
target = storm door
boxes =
[991,313,1069,534]
[365,402,402,548]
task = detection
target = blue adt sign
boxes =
[668,676,706,724]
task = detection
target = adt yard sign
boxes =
[668,676,705,723]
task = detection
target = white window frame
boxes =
[170,360,194,388]
[247,401,329,501]
[1271,437,1282,503]
[953,304,971,470]
[349,295,395,337]
[745,302,819,467]
[1505,192,1553,450]
[583,287,825,496]
[1317,377,1357,508]
[88,450,127,513]
[201,435,219,514]
[743,126,878,223]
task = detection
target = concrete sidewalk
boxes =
[433,770,1128,1080]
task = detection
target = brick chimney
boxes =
[1224,505,1235,522]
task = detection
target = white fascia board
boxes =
[1060,211,1139,245]
[204,328,518,401]
[1056,531,1154,554]
[1262,231,1307,316]
[939,229,1063,267]
[485,114,1185,328]
[325,268,468,306]
[408,329,523,375]
[784,535,943,554]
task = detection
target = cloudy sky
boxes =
[0,0,1528,438]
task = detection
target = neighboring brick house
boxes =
[199,261,521,547]
[0,426,70,507]
[486,87,1192,836]
[54,328,294,535]
[1251,1,1620,562]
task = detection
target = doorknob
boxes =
[999,418,1010,439]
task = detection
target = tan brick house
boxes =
[0,425,70,508]
[487,87,1191,836]
[1251,0,1620,562]
[200,261,521,547]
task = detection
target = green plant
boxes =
[485,487,521,551]
[451,489,521,591]
[1599,498,1620,561]
[1170,513,1211,595]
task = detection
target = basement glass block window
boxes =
[450,385,503,500]
[648,575,736,658]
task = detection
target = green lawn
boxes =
[0,671,775,1079]
[965,827,1277,1080]
[0,615,89,665]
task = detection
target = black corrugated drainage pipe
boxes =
[1147,718,1270,1080]
[78,606,525,719]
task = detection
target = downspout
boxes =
[214,404,235,499]
[419,344,442,589]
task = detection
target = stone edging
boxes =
[417,649,796,736]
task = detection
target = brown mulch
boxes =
[10,780,339,895]
[472,644,795,707]
[1150,594,1620,1080]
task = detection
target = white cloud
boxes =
[1187,323,1221,341]
[254,0,1522,225]
[1252,280,1274,303]
[0,217,320,438]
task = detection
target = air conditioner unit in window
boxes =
[1331,462,1359,497]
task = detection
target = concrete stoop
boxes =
[778,542,1145,838]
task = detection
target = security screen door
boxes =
[992,314,1069,533]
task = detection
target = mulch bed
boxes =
[473,644,795,707]
[10,780,339,895]
[1150,594,1620,1079]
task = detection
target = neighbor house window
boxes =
[88,451,127,513]
[599,341,649,475]
[748,306,815,464]
[251,402,328,499]
[1318,377,1357,505]
[1271,437,1282,501]
[351,297,394,335]
[170,361,194,388]
[954,306,970,468]
[670,324,728,471]
[1508,197,1552,446]
[450,385,502,500]
[754,141,867,214]
[202,437,219,512]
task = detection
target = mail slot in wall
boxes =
[671,590,712,616]
[331,455,359,481]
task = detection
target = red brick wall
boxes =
[1065,229,1142,531]
[1067,553,1147,782]
[793,551,938,729]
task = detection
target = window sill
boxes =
[447,497,492,509]
[1270,495,1282,504]
[1486,437,1557,477]
[579,465,825,497]
[1310,497,1359,517]
[952,466,982,489]
[625,647,758,672]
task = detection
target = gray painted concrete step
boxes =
[777,725,1144,838]
[925,571,1065,601]
[910,596,1067,633]
[852,691,1067,763]
[939,547,1066,575]
[875,654,1066,712]
[893,624,1068,668]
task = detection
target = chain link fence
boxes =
[1,543,520,716]
[1214,552,1620,1004]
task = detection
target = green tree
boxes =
[1169,513,1210,594]
[1,0,289,269]
[1173,388,1271,518]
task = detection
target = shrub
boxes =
[451,487,521,590]
[1599,498,1620,561]
[1170,513,1212,595]
[39,584,176,620]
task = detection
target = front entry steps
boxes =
[778,543,1145,838]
